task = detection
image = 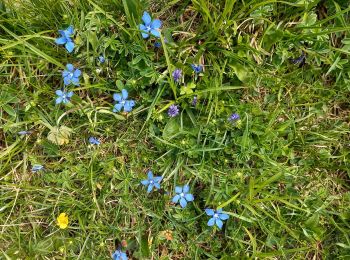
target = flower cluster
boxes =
[46,11,238,260]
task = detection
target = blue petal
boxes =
[154,183,160,189]
[215,218,223,229]
[147,184,154,193]
[219,213,229,220]
[141,179,149,186]
[121,252,128,260]
[207,217,215,226]
[172,194,180,203]
[65,25,74,36]
[71,77,80,86]
[65,41,74,53]
[66,64,74,71]
[150,29,160,38]
[113,103,123,112]
[67,91,74,98]
[175,186,182,194]
[63,77,71,85]
[153,176,162,182]
[63,97,70,104]
[113,93,122,102]
[139,24,150,38]
[56,96,63,104]
[55,37,67,45]
[139,24,148,32]
[58,30,65,37]
[141,32,150,39]
[73,69,81,77]
[183,184,190,193]
[151,19,162,29]
[217,208,223,213]
[62,70,69,77]
[121,89,128,100]
[185,193,194,201]
[142,11,152,25]
[55,90,63,96]
[123,101,133,112]
[147,171,153,179]
[179,198,187,208]
[205,209,215,216]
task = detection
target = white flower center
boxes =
[120,100,125,105]
[214,213,219,218]
[180,192,185,197]
[69,72,74,77]
[146,26,151,31]
[150,180,154,184]
[62,94,66,99]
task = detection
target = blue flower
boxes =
[191,64,203,73]
[55,26,75,53]
[99,56,105,63]
[141,171,162,193]
[112,249,128,260]
[205,208,229,229]
[172,69,182,83]
[172,185,194,208]
[89,137,100,145]
[154,42,161,48]
[168,104,179,117]
[113,89,135,113]
[139,11,162,38]
[31,164,44,173]
[55,90,73,104]
[62,64,81,86]
[228,113,240,122]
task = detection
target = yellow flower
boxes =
[57,213,69,229]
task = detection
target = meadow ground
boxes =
[0,0,349,259]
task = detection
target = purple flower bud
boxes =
[168,104,179,117]
[228,113,240,122]
[172,69,182,83]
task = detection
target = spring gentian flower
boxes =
[112,250,128,260]
[191,64,203,73]
[228,113,240,122]
[141,170,162,193]
[89,137,100,145]
[55,90,73,104]
[154,42,161,48]
[172,69,182,83]
[55,26,74,53]
[63,64,81,86]
[31,164,44,172]
[139,11,162,38]
[168,104,179,117]
[172,185,194,208]
[205,208,229,229]
[113,89,135,113]
[99,56,105,63]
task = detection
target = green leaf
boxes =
[180,82,196,95]
[163,118,180,140]
[87,31,99,51]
